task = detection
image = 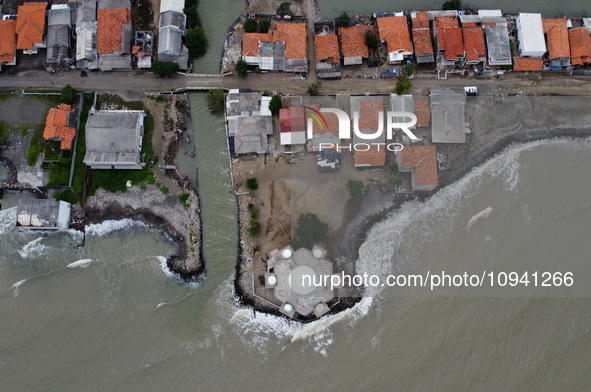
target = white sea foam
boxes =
[11,279,26,296]
[85,219,148,236]
[0,207,17,234]
[67,259,93,268]
[17,237,47,258]
[466,207,494,231]
[155,255,178,280]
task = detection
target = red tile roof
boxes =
[400,146,438,187]
[306,104,339,135]
[15,2,47,50]
[462,26,485,63]
[44,104,76,150]
[513,56,543,71]
[434,16,464,61]
[97,7,130,54]
[0,20,16,63]
[542,19,570,60]
[355,146,386,167]
[411,12,433,57]
[242,32,272,57]
[339,25,376,58]
[274,23,307,60]
[414,99,430,128]
[358,101,384,130]
[315,34,340,63]
[569,27,591,66]
[279,106,305,133]
[377,16,412,54]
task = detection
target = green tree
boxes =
[307,81,322,96]
[183,7,201,29]
[206,88,224,113]
[337,11,350,28]
[347,179,364,200]
[185,26,208,57]
[263,90,271,96]
[248,218,261,237]
[389,163,399,175]
[365,32,378,51]
[246,177,259,190]
[404,63,415,78]
[60,84,76,104]
[235,59,249,78]
[152,61,179,77]
[244,18,257,33]
[395,76,412,95]
[442,0,461,10]
[259,19,270,33]
[269,95,282,114]
[292,213,329,249]
[388,176,403,192]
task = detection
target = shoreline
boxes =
[349,127,591,262]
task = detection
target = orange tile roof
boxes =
[412,12,433,56]
[306,104,339,135]
[358,101,384,130]
[462,22,479,27]
[377,16,412,54]
[513,56,543,71]
[400,145,438,187]
[355,146,386,167]
[97,7,130,54]
[15,2,47,50]
[0,20,16,63]
[411,11,429,29]
[434,16,464,61]
[242,32,271,57]
[414,99,430,128]
[339,25,376,58]
[44,104,76,150]
[274,23,307,60]
[543,19,570,60]
[569,27,591,65]
[462,26,485,63]
[315,34,340,63]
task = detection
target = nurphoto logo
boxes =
[302,106,419,152]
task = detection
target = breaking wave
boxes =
[67,259,93,268]
[0,207,17,234]
[18,237,47,258]
[11,279,26,296]
[85,219,148,236]
[466,207,494,231]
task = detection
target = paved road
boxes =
[2,68,591,97]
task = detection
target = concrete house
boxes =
[16,199,71,231]
[462,24,486,64]
[350,96,386,169]
[96,0,132,71]
[84,110,146,169]
[543,19,571,67]
[433,15,465,65]
[430,89,467,144]
[377,14,413,63]
[46,4,72,69]
[516,13,547,58]
[338,24,376,65]
[314,22,340,79]
[569,27,591,66]
[411,11,434,64]
[395,145,438,191]
[279,106,306,149]
[71,0,99,70]
[483,24,512,66]
[226,91,273,156]
[43,104,77,150]
[16,2,47,54]
[0,19,17,71]
[158,0,187,70]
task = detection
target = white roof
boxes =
[280,131,306,145]
[160,0,184,14]
[478,10,502,17]
[517,13,546,54]
[260,96,272,116]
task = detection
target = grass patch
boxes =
[178,192,190,207]
[96,94,144,111]
[160,185,170,195]
[26,125,45,166]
